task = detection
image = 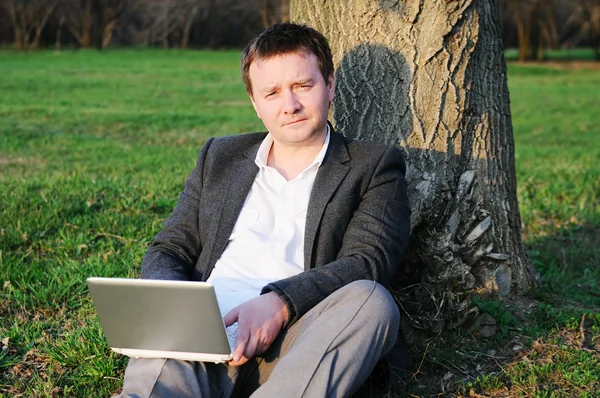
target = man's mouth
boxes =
[284,119,307,126]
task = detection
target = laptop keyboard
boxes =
[226,322,238,352]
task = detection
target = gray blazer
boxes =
[142,127,411,326]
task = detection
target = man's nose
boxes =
[282,90,301,114]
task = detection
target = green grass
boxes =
[0,49,263,397]
[509,62,600,307]
[504,47,599,61]
[1,50,599,397]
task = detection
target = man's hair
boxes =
[241,23,334,96]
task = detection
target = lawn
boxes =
[0,50,599,397]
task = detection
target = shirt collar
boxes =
[255,124,331,170]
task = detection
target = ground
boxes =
[0,49,598,397]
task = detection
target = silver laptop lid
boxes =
[87,278,231,356]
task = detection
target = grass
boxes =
[0,49,599,397]
[504,47,599,61]
[509,62,600,307]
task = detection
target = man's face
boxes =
[248,51,334,147]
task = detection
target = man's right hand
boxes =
[223,292,289,367]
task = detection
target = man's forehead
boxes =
[250,50,316,71]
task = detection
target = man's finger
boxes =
[232,324,249,362]
[253,331,268,356]
[223,307,239,327]
[255,339,270,357]
[243,332,258,360]
[228,354,249,367]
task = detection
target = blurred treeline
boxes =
[0,0,599,60]
[0,0,289,50]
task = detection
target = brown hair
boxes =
[241,23,334,96]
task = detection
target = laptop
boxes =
[86,277,238,363]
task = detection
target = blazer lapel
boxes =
[304,129,351,270]
[207,143,260,271]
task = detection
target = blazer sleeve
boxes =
[140,138,214,280]
[262,145,411,326]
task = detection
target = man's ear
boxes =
[249,94,262,119]
[327,74,335,103]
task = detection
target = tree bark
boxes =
[292,0,535,331]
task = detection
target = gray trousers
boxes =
[118,280,400,398]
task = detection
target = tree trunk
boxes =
[80,30,91,48]
[102,20,117,48]
[541,2,558,50]
[260,0,270,28]
[6,4,22,50]
[162,0,170,49]
[30,1,58,51]
[66,0,93,48]
[526,0,544,61]
[516,19,530,62]
[508,0,530,62]
[56,15,65,51]
[10,4,28,50]
[181,4,200,49]
[292,0,535,332]
[13,25,24,50]
[583,0,600,60]
[280,0,289,23]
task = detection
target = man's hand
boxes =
[223,292,289,367]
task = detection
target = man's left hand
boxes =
[224,292,289,367]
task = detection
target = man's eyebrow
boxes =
[261,84,279,93]
[296,78,315,85]
[260,78,315,94]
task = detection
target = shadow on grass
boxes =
[528,222,600,308]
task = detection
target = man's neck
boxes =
[267,131,327,181]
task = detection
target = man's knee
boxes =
[342,280,400,330]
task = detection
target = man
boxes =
[120,23,411,397]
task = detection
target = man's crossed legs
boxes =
[118,280,400,398]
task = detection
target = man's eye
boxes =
[266,92,276,98]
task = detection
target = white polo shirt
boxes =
[207,127,331,317]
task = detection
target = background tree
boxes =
[292,0,537,336]
[1,0,57,50]
[60,0,94,48]
[505,0,559,61]
[1,0,600,53]
[258,0,289,27]
[561,0,600,59]
[96,0,129,48]
[580,0,600,58]
[133,0,216,49]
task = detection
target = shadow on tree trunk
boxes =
[335,41,534,321]
[333,40,539,395]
